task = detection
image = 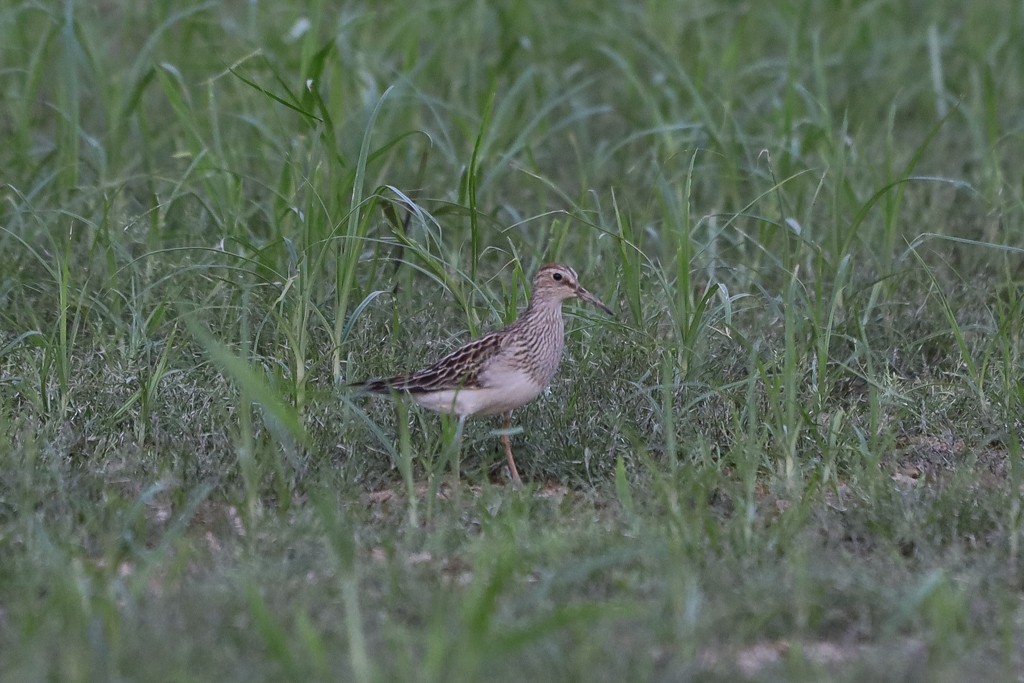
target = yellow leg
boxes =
[501,412,522,486]
[452,414,467,488]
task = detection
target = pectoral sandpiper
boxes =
[351,263,613,485]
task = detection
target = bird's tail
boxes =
[348,375,410,394]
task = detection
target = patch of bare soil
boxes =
[696,637,927,678]
[888,431,1012,490]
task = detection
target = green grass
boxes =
[3,0,1024,680]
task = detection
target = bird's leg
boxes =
[454,412,467,443]
[449,413,467,494]
[501,412,522,486]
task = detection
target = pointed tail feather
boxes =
[348,375,410,394]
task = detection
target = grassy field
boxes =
[3,0,1024,680]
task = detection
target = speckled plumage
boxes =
[352,263,612,484]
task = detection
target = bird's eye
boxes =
[552,272,563,281]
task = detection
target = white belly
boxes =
[411,375,546,416]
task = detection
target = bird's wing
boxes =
[358,330,506,394]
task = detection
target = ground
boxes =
[2,1,1024,681]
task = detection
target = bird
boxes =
[350,263,613,485]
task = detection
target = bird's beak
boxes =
[576,285,614,316]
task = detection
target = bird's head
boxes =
[531,263,613,315]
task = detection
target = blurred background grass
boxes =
[2,0,1024,680]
